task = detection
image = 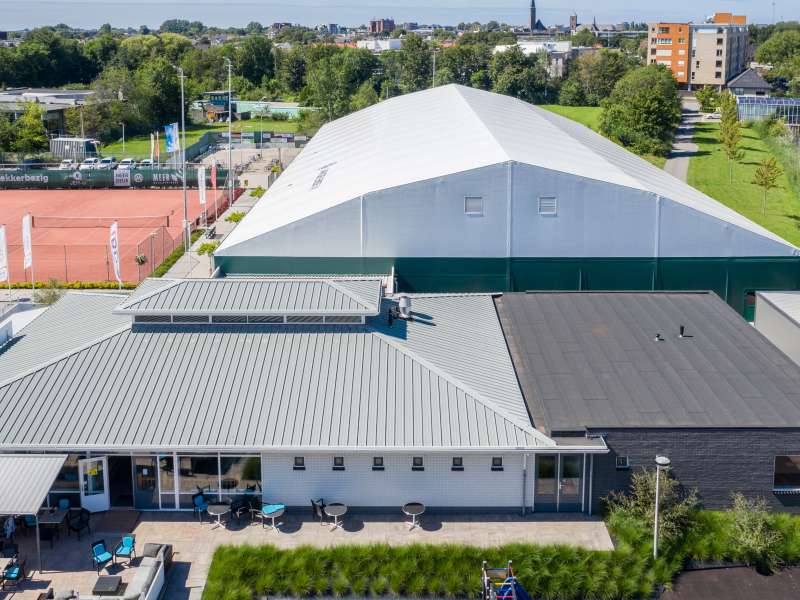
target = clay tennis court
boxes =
[0,189,228,283]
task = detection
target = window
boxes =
[677,60,685,66]
[220,456,261,493]
[616,455,630,470]
[452,457,464,471]
[775,457,800,489]
[538,196,557,216]
[412,456,424,471]
[678,49,685,55]
[659,27,670,34]
[717,38,723,45]
[372,456,384,471]
[177,455,219,494]
[656,38,672,45]
[715,71,722,79]
[677,37,685,44]
[293,456,305,471]
[333,456,345,471]
[172,315,209,323]
[716,60,723,68]
[491,457,504,472]
[464,196,483,216]
[650,48,656,55]
[716,49,723,56]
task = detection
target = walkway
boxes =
[663,97,701,182]
[7,511,613,600]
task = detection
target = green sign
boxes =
[0,167,228,190]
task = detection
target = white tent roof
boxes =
[0,454,66,515]
[218,84,797,257]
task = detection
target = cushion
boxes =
[262,503,285,515]
[4,566,20,579]
[95,551,112,563]
[54,591,75,600]
[116,546,133,556]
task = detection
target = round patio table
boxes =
[261,504,286,531]
[402,502,425,530]
[207,503,230,530]
[324,503,347,531]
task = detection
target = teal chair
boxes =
[2,558,25,589]
[192,492,209,522]
[90,540,113,573]
[114,534,136,566]
[58,498,71,510]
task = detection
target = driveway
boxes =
[663,97,702,182]
[663,566,800,600]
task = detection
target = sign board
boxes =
[0,168,228,189]
[113,169,131,187]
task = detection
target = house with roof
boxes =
[214,84,800,317]
[728,68,771,97]
[0,279,603,514]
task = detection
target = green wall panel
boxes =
[215,255,800,316]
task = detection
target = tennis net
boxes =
[32,215,171,229]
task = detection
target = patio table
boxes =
[37,508,68,526]
[259,503,285,531]
[324,502,347,531]
[207,503,230,530]
[402,502,425,530]
[92,574,122,596]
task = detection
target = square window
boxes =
[452,457,464,471]
[538,196,557,216]
[293,457,305,470]
[412,456,424,471]
[774,456,800,489]
[333,456,345,471]
[372,456,385,471]
[491,457,504,471]
[615,455,630,470]
[464,196,483,216]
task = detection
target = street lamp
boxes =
[653,455,671,559]
[173,65,189,254]
[431,47,441,89]
[223,57,234,208]
[120,122,125,154]
[258,95,269,151]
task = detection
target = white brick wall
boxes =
[261,453,526,508]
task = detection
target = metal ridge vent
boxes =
[132,313,366,325]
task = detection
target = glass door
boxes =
[79,457,110,513]
[133,456,159,509]
[559,455,584,512]
[534,455,558,511]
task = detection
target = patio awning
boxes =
[0,454,66,515]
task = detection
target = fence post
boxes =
[106,246,110,282]
[63,246,68,282]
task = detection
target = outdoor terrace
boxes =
[3,510,613,600]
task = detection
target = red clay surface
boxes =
[0,189,227,283]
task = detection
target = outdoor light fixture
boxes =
[653,455,671,559]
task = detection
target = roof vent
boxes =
[654,333,665,342]
[679,325,693,339]
[398,296,412,319]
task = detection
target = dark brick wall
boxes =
[588,428,800,513]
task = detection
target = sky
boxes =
[4,0,797,31]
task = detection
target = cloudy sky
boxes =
[6,0,795,30]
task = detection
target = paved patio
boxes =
[2,510,613,600]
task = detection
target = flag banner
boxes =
[0,226,9,283]
[22,213,32,269]
[164,123,180,154]
[198,166,206,205]
[210,161,217,190]
[109,221,121,284]
[150,133,155,162]
[155,130,160,161]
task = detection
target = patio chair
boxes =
[230,497,250,522]
[67,508,91,540]
[90,539,113,573]
[1,558,25,590]
[192,492,209,523]
[22,514,37,533]
[114,533,136,566]
[311,499,327,525]
[1,543,18,558]
[57,498,71,510]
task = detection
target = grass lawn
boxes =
[688,121,800,247]
[101,118,299,160]
[541,105,667,169]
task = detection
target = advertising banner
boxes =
[0,168,227,189]
[113,169,131,187]
[164,123,181,154]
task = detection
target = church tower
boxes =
[529,0,537,31]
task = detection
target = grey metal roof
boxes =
[728,68,770,90]
[115,277,383,316]
[0,454,66,515]
[495,292,800,432]
[0,292,551,450]
[0,293,129,385]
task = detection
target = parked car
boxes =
[118,158,136,170]
[98,157,118,170]
[58,159,77,170]
[79,157,100,170]
[139,159,154,168]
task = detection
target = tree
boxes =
[400,34,431,93]
[574,50,631,106]
[305,56,339,121]
[558,77,585,105]
[718,91,743,183]
[238,36,275,86]
[350,81,379,111]
[278,47,307,93]
[489,46,554,104]
[695,85,719,113]
[440,44,491,86]
[751,156,783,215]
[12,102,48,157]
[0,113,14,152]
[572,29,598,47]
[755,30,800,66]
[600,65,682,157]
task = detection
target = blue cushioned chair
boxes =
[192,492,209,523]
[90,540,113,573]
[2,558,25,589]
[58,498,71,510]
[114,534,136,566]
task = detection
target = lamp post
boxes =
[431,47,441,89]
[173,65,189,254]
[223,57,234,208]
[258,95,269,152]
[120,122,125,154]
[653,455,671,559]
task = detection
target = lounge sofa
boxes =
[54,544,169,600]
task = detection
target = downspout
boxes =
[521,453,527,516]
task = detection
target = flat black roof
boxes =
[494,291,800,433]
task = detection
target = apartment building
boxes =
[647,13,748,89]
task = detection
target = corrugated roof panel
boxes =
[0,454,67,514]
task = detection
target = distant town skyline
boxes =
[5,0,797,31]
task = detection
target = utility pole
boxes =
[224,57,234,209]
[174,66,190,254]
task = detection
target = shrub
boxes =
[225,211,246,223]
[196,241,219,256]
[33,278,64,305]
[730,493,784,572]
[250,186,266,199]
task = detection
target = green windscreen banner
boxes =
[0,167,228,189]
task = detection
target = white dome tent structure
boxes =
[215,84,800,316]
